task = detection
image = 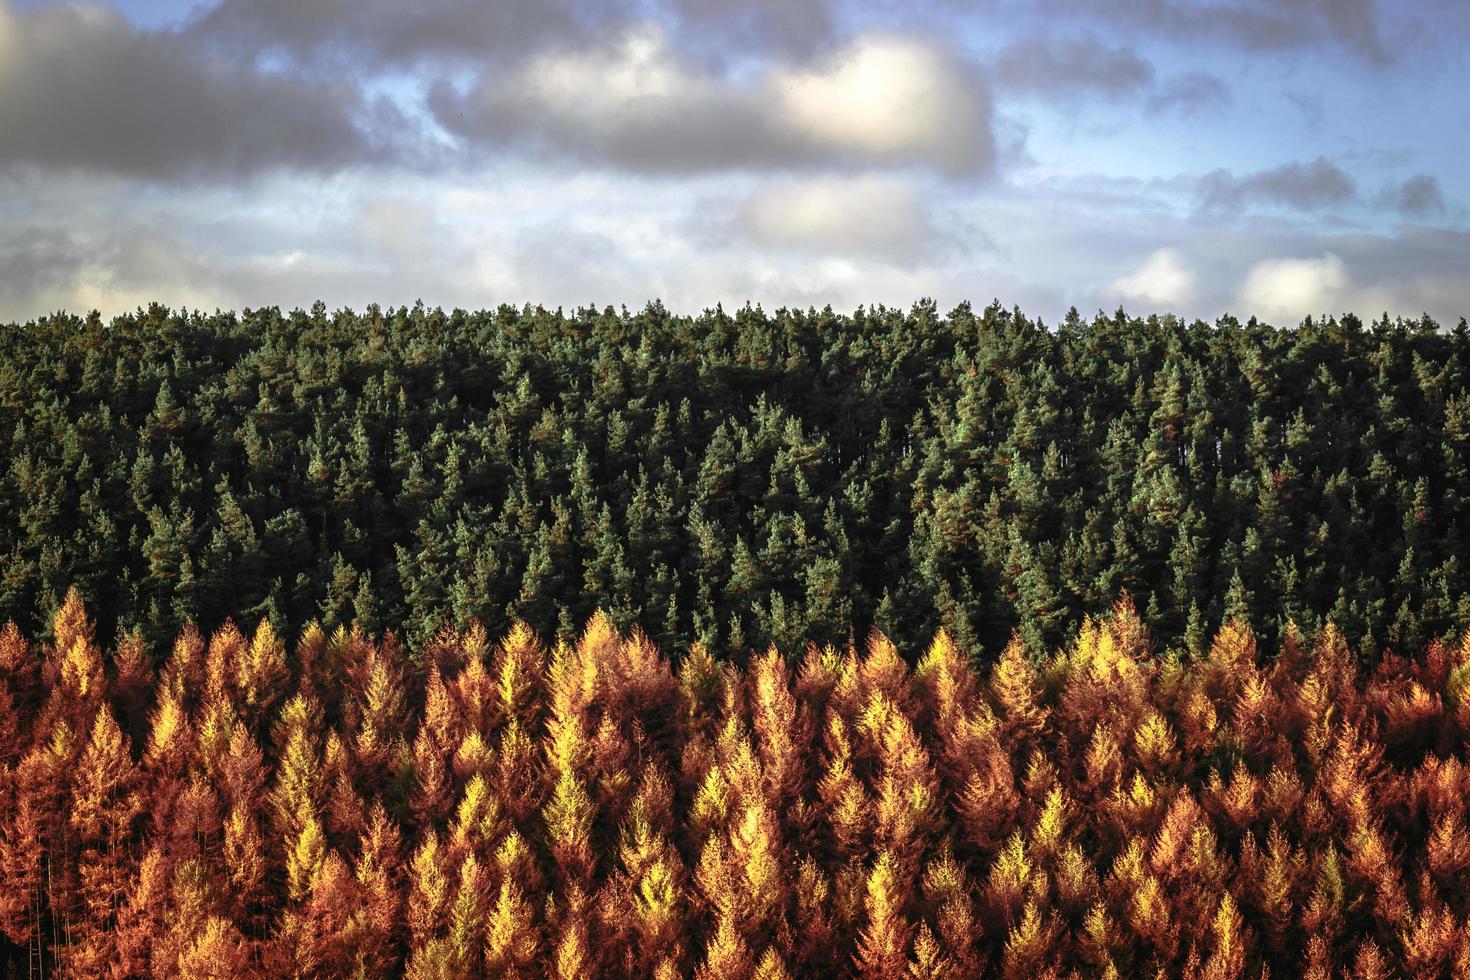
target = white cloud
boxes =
[522,25,705,111]
[431,26,995,176]
[1107,247,1196,309]
[1237,252,1350,322]
[355,196,442,263]
[773,34,993,175]
[735,177,935,260]
[5,160,1465,332]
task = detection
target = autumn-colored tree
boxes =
[65,706,143,973]
[176,915,254,978]
[269,694,325,844]
[12,603,1470,975]
[853,850,914,977]
[237,618,290,735]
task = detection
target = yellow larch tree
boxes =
[65,705,143,975]
[853,850,914,978]
[239,618,291,732]
[268,694,325,843]
[748,647,812,820]
[613,764,688,973]
[817,713,872,861]
[484,878,540,978]
[920,844,982,976]
[406,830,450,961]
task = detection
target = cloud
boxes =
[994,37,1154,99]
[733,177,941,262]
[776,35,993,174]
[985,171,1468,324]
[0,0,383,180]
[1108,248,1196,309]
[0,162,1000,324]
[1238,253,1350,321]
[1147,71,1231,113]
[1284,91,1325,129]
[1199,157,1357,212]
[1292,227,1470,323]
[429,28,995,177]
[187,0,1421,73]
[0,227,88,318]
[1231,237,1470,326]
[8,166,1467,331]
[1392,174,1446,217]
[506,225,649,305]
[355,197,444,263]
[189,0,860,68]
[0,174,480,320]
[666,0,837,58]
[0,218,231,319]
[989,37,1229,114]
[188,0,618,66]
[1039,0,1390,62]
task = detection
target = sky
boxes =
[1,0,1467,326]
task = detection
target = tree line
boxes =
[3,590,1470,975]
[2,300,1468,660]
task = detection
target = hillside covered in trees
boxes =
[7,302,1470,976]
[2,300,1469,661]
[5,592,1470,976]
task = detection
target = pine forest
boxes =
[4,301,1470,976]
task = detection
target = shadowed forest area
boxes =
[2,301,1469,663]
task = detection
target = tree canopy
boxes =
[1,299,1466,660]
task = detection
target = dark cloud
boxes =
[1147,72,1230,113]
[427,67,777,175]
[181,0,1411,71]
[0,1,384,180]
[989,38,1228,114]
[187,0,889,69]
[0,227,86,317]
[994,37,1155,99]
[429,32,996,178]
[1199,157,1357,212]
[187,0,620,67]
[666,0,837,58]
[1284,91,1325,129]
[1338,225,1470,300]
[1036,0,1390,62]
[0,212,235,319]
[1393,174,1446,217]
[185,0,966,72]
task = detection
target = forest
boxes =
[1,300,1468,662]
[4,591,1470,976]
[5,300,1470,976]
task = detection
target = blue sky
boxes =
[1,0,1466,324]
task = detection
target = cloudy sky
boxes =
[2,0,1467,325]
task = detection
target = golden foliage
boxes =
[9,595,1470,976]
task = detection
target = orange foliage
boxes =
[7,591,1470,975]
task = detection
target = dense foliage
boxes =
[4,301,1470,659]
[5,591,1470,976]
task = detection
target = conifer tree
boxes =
[854,850,914,977]
[67,706,142,972]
